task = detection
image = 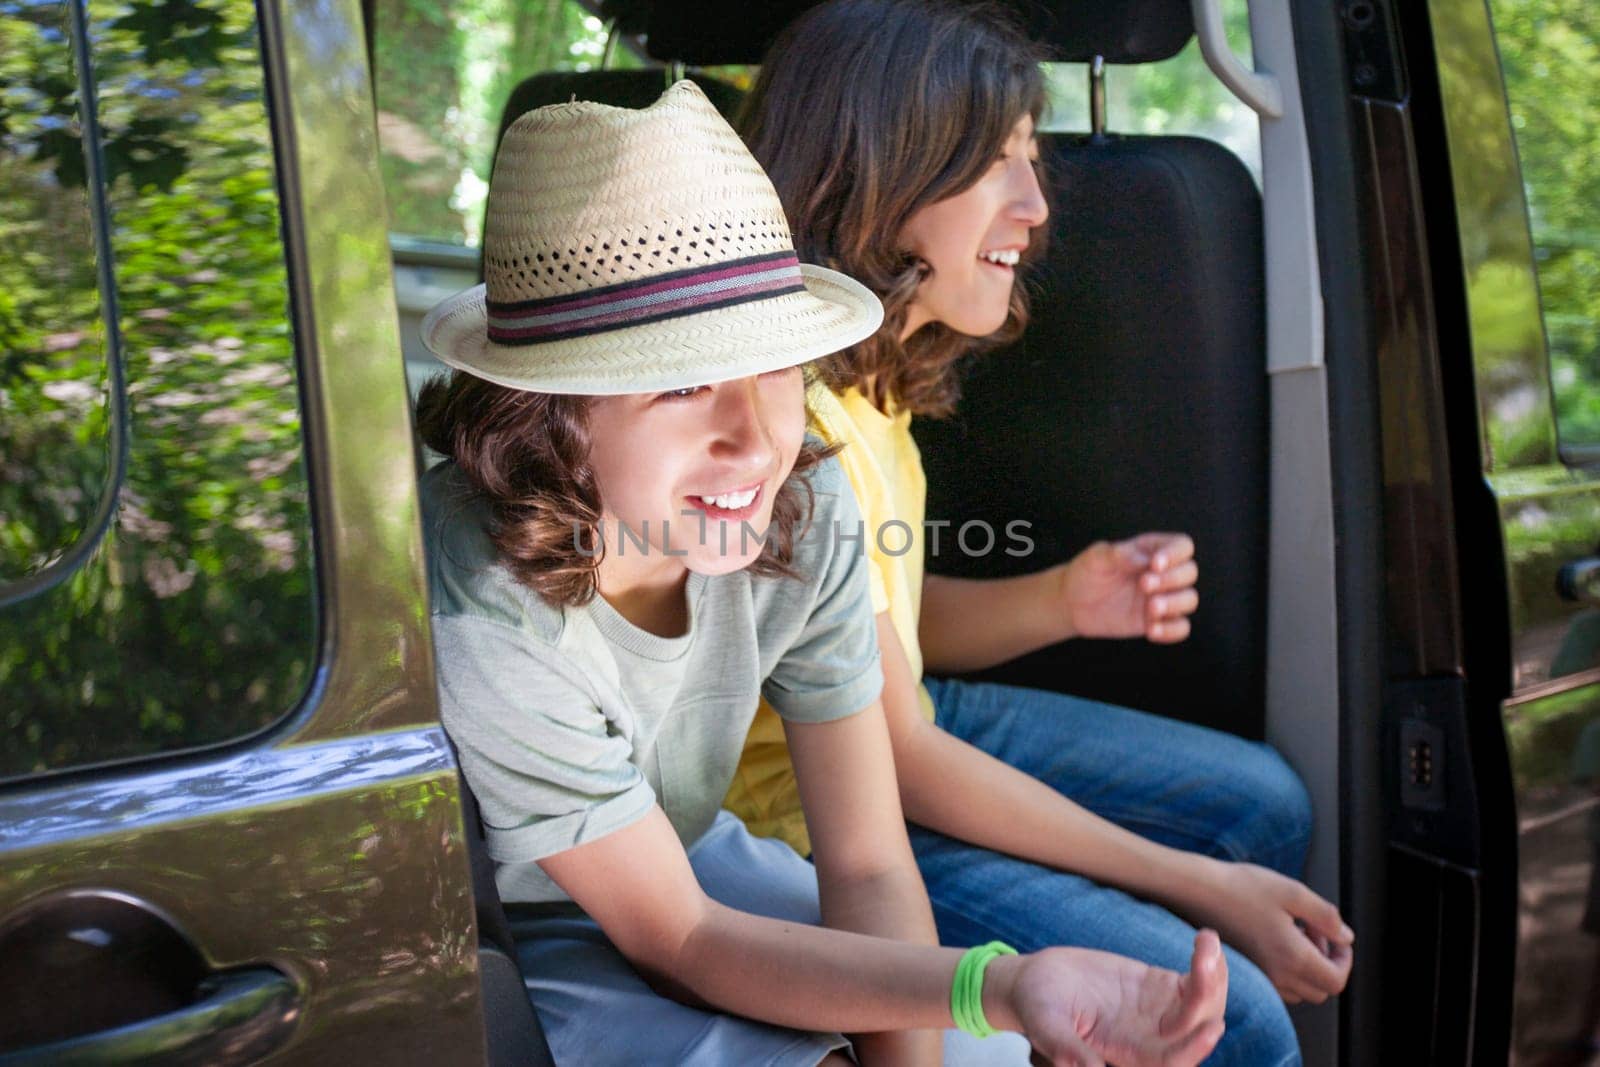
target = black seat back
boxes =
[913,133,1268,738]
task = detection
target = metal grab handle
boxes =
[1191,0,1284,118]
[0,969,299,1067]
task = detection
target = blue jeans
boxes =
[915,677,1313,1067]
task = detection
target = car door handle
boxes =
[0,968,299,1067]
[1557,555,1600,605]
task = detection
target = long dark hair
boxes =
[741,0,1048,416]
[416,371,834,605]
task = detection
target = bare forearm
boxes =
[784,694,946,1061]
[818,865,938,948]
[668,902,963,1034]
[896,718,1224,915]
[919,570,1071,673]
[818,866,943,1063]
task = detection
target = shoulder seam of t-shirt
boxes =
[432,580,567,643]
[788,477,854,567]
[429,610,595,696]
[418,461,562,640]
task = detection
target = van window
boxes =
[1489,0,1600,456]
[0,0,316,780]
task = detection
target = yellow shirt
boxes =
[723,381,935,855]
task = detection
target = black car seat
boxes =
[638,0,1270,739]
[914,130,1268,739]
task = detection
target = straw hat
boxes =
[421,80,883,395]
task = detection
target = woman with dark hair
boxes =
[726,2,1354,1064]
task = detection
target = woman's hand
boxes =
[1057,533,1198,644]
[1183,858,1354,1004]
[991,930,1228,1067]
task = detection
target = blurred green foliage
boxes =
[1466,0,1600,666]
[1,6,110,578]
[1504,681,1593,791]
[375,0,1262,247]
[374,0,625,245]
[1491,0,1600,452]
[0,0,313,778]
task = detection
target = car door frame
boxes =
[0,0,485,1060]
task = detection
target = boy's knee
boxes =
[1265,748,1314,837]
[1223,954,1303,1067]
[1235,746,1314,872]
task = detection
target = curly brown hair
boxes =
[415,370,835,606]
[740,0,1048,417]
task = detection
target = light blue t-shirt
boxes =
[422,453,881,903]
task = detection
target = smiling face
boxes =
[898,114,1048,340]
[584,367,807,582]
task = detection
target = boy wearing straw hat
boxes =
[415,80,1228,1066]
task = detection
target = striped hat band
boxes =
[420,81,883,394]
[486,251,806,344]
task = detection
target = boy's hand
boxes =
[992,930,1227,1067]
[1056,533,1198,643]
[1186,859,1354,1004]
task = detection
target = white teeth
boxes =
[699,487,758,510]
[981,249,1020,266]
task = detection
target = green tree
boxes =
[1490,0,1600,451]
[0,0,314,777]
[374,0,619,245]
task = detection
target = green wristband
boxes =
[951,941,1018,1038]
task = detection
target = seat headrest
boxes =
[494,70,747,154]
[621,0,1193,66]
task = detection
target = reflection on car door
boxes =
[0,0,482,1061]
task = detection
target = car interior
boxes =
[377,0,1369,1063]
[12,0,1577,1057]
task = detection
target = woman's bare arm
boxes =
[919,534,1200,673]
[918,569,1067,673]
[879,612,1353,1002]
